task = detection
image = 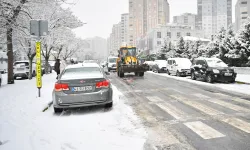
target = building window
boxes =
[157,32,161,38]
[157,41,161,45]
[177,32,181,37]
[186,33,191,36]
[241,1,247,4]
[242,17,247,19]
[241,11,248,14]
[167,32,171,38]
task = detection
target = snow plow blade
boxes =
[120,64,149,73]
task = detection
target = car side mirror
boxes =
[105,71,110,75]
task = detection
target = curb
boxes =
[236,81,250,85]
[42,101,53,112]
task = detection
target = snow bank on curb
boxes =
[0,73,147,150]
[147,71,250,96]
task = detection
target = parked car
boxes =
[143,61,154,71]
[0,72,2,87]
[13,61,36,79]
[52,63,113,113]
[190,57,237,83]
[152,60,167,73]
[166,58,192,77]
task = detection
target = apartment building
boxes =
[173,13,199,30]
[197,0,232,39]
[128,0,170,46]
[138,24,204,54]
[235,0,250,31]
[120,13,130,44]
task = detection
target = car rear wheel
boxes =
[105,102,113,108]
[191,72,196,80]
[166,70,170,75]
[0,79,2,87]
[54,107,63,113]
[206,74,214,83]
[176,71,181,77]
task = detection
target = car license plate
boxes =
[224,73,232,76]
[73,86,92,92]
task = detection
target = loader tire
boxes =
[139,72,144,77]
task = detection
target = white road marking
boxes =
[182,100,224,116]
[146,96,164,102]
[231,98,250,106]
[156,103,186,119]
[222,118,250,133]
[206,99,250,112]
[184,121,226,139]
[193,93,211,99]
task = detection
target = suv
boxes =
[13,61,36,79]
[190,57,237,83]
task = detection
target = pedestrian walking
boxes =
[54,59,61,76]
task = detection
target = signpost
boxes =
[30,20,48,97]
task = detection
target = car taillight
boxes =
[54,83,69,91]
[96,80,110,88]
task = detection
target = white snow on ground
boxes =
[147,71,250,96]
[0,73,147,150]
[236,74,250,84]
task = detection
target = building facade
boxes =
[120,13,130,44]
[138,24,204,54]
[235,0,250,31]
[173,13,199,30]
[109,23,121,55]
[197,0,232,39]
[128,0,170,46]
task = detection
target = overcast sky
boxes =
[70,0,237,39]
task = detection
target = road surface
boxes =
[109,71,250,150]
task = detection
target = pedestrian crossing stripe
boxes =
[146,95,250,135]
[169,95,224,116]
[222,118,250,134]
[184,121,226,139]
[155,103,186,120]
[206,99,250,112]
[146,96,164,102]
[183,100,225,116]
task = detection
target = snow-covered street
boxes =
[0,73,147,150]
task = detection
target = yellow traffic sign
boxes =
[36,42,42,88]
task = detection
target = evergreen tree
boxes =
[236,18,250,59]
[175,37,185,57]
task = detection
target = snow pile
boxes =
[147,71,250,96]
[0,73,147,150]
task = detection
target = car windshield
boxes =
[176,59,192,68]
[206,59,228,67]
[14,62,29,66]
[108,58,117,63]
[61,67,102,80]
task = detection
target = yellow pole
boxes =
[36,41,42,97]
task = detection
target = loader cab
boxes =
[119,47,137,57]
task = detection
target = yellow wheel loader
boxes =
[116,46,149,78]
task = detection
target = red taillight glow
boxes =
[54,83,69,91]
[96,80,110,88]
